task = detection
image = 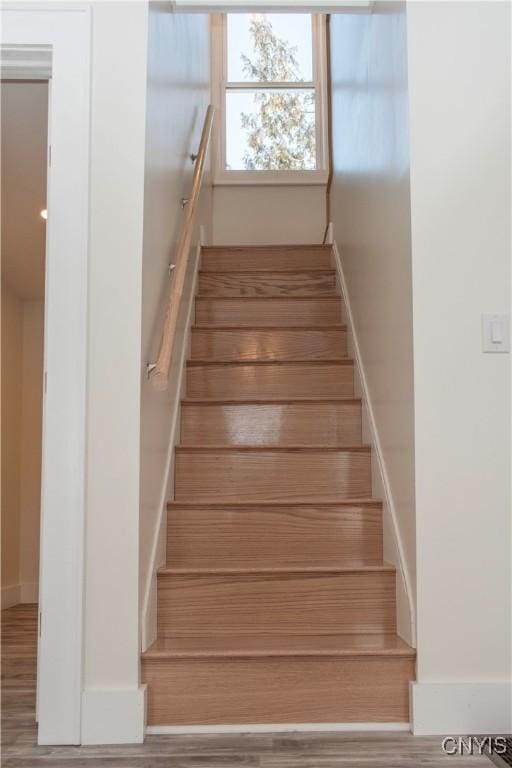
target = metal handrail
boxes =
[148,105,214,390]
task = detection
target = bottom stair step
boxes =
[142,634,415,725]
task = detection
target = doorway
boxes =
[1,8,91,745]
[1,77,48,607]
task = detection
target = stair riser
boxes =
[198,272,338,297]
[201,247,333,272]
[191,328,347,362]
[143,656,415,725]
[181,402,362,446]
[195,298,343,327]
[157,571,396,636]
[167,505,383,568]
[175,449,371,502]
[186,363,355,400]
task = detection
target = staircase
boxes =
[142,244,415,727]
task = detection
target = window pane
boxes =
[227,14,313,83]
[225,89,316,171]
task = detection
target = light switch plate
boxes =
[482,314,510,353]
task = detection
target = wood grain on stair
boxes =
[143,654,415,725]
[186,360,355,399]
[201,245,333,272]
[190,327,347,362]
[142,242,415,727]
[166,502,382,568]
[180,400,362,446]
[174,446,372,502]
[144,632,415,658]
[156,567,396,636]
[198,271,338,297]
[195,297,343,327]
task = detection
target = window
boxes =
[212,13,328,184]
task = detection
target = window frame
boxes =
[211,12,329,186]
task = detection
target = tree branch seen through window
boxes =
[239,16,316,171]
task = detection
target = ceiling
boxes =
[1,80,48,300]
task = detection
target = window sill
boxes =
[213,170,329,187]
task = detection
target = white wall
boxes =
[212,185,326,244]
[20,300,44,602]
[140,5,212,648]
[407,1,511,734]
[329,3,415,643]
[1,283,23,607]
[82,0,149,744]
[1,287,44,609]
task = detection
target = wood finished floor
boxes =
[1,605,490,767]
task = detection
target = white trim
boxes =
[411,682,512,736]
[141,233,205,652]
[81,687,147,745]
[226,80,315,89]
[329,230,416,647]
[211,13,328,185]
[1,7,91,746]
[0,43,52,79]
[147,722,411,735]
[214,171,328,185]
[174,1,372,11]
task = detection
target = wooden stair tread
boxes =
[176,444,371,452]
[181,397,361,405]
[166,560,385,570]
[158,562,395,575]
[202,245,332,251]
[167,498,382,508]
[198,269,336,275]
[143,633,415,659]
[187,358,353,366]
[169,496,382,508]
[192,325,347,331]
[196,295,341,300]
[198,296,341,300]
[190,359,349,365]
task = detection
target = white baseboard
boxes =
[81,686,146,744]
[411,682,512,735]
[2,582,39,608]
[147,722,411,735]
